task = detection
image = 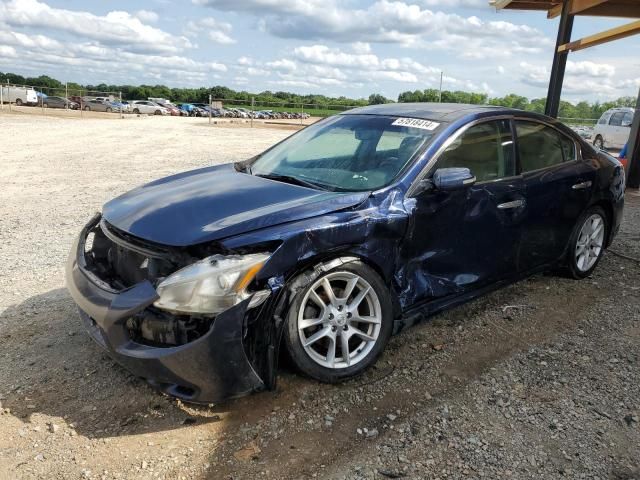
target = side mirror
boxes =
[622,121,632,128]
[433,167,476,191]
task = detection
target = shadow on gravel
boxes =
[0,288,295,439]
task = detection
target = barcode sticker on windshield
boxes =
[392,118,440,131]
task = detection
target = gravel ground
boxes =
[0,112,638,480]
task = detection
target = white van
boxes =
[593,107,635,150]
[0,86,38,106]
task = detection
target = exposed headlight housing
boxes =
[153,253,271,315]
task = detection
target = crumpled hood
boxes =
[102,164,369,247]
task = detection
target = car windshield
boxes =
[250,114,441,192]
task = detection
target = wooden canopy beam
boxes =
[548,0,609,19]
[558,19,640,52]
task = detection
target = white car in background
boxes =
[593,107,635,150]
[130,100,170,116]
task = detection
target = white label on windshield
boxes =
[392,117,440,131]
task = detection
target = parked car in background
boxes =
[130,101,169,115]
[1,85,38,106]
[178,103,206,117]
[83,99,120,113]
[571,126,593,140]
[161,102,182,116]
[66,103,625,404]
[593,107,635,150]
[43,96,79,109]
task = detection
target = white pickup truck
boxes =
[1,86,38,106]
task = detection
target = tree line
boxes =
[1,71,635,120]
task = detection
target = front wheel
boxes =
[106,107,112,113]
[15,98,22,106]
[84,106,90,111]
[566,206,607,279]
[154,110,161,115]
[284,261,393,383]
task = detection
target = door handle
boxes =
[572,181,592,190]
[497,199,525,210]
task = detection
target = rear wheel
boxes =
[15,98,22,106]
[566,206,607,279]
[133,108,140,114]
[284,261,393,383]
[106,107,112,113]
[593,135,604,150]
[154,110,161,115]
[84,106,90,111]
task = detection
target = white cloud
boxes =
[195,0,548,59]
[352,42,372,54]
[518,60,633,99]
[135,10,159,23]
[185,17,236,44]
[418,0,486,7]
[235,44,477,93]
[0,0,191,54]
[0,28,227,87]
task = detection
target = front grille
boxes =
[81,217,217,347]
[82,220,181,291]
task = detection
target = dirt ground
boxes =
[0,112,638,480]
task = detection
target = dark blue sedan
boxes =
[66,103,625,403]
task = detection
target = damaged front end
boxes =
[66,214,278,403]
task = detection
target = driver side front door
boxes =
[399,119,526,308]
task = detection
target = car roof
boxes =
[342,103,511,122]
[605,107,635,113]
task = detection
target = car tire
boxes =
[106,107,112,113]
[15,99,22,106]
[133,108,140,114]
[565,206,608,279]
[84,106,90,111]
[284,260,393,383]
[43,103,48,108]
[155,110,161,115]
[593,135,604,150]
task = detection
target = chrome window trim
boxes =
[406,114,586,197]
[406,115,513,197]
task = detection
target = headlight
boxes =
[154,253,271,315]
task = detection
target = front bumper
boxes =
[65,215,266,403]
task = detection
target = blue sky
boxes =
[0,0,638,102]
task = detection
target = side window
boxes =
[623,112,634,127]
[609,112,625,126]
[436,120,515,183]
[598,115,608,125]
[515,121,566,172]
[559,135,577,162]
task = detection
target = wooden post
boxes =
[545,0,574,117]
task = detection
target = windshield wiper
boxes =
[254,173,327,190]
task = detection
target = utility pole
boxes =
[439,71,443,103]
[251,97,254,128]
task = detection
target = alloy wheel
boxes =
[297,272,382,369]
[575,213,605,272]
